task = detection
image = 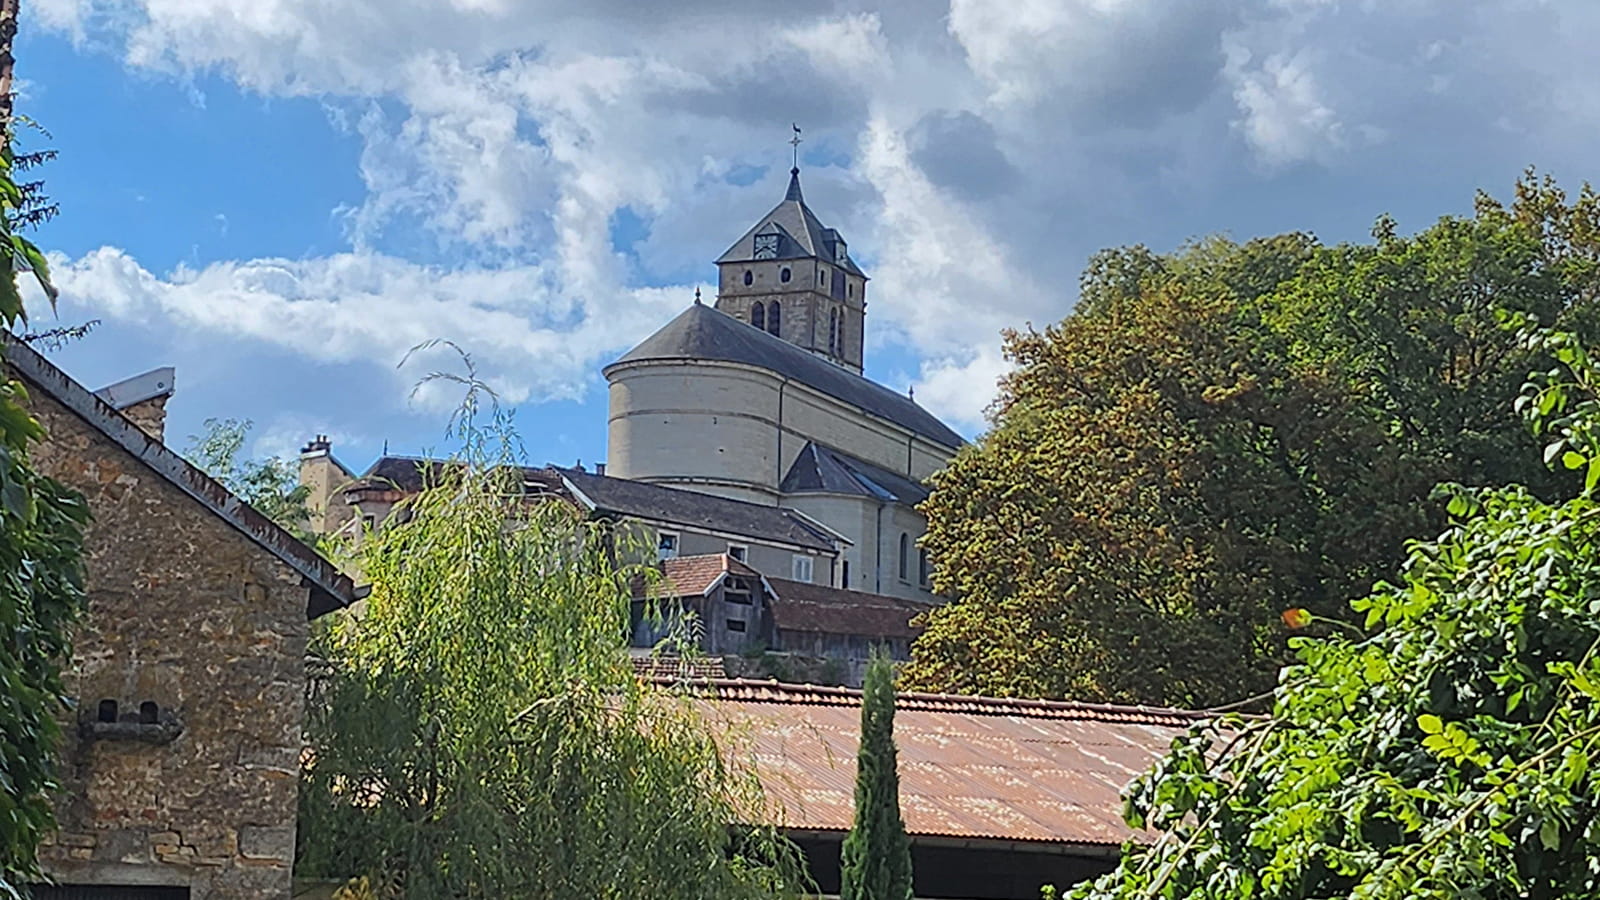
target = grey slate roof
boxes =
[717,169,865,276]
[554,465,841,553]
[607,303,965,450]
[780,442,931,506]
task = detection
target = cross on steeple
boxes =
[790,123,803,171]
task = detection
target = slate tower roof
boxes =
[717,168,865,276]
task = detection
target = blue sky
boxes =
[16,0,1600,475]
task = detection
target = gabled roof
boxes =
[554,465,841,553]
[649,553,765,598]
[679,679,1212,847]
[717,168,865,276]
[765,577,931,640]
[780,442,931,505]
[606,304,964,450]
[3,335,355,619]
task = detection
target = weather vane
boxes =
[790,123,803,170]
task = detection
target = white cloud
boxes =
[47,247,687,408]
[34,0,1600,446]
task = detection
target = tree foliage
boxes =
[1061,320,1600,900]
[905,174,1600,708]
[0,117,89,891]
[840,654,913,900]
[185,417,313,542]
[296,406,803,899]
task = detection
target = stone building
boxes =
[606,166,964,603]
[5,335,354,900]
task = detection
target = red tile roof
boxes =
[640,553,762,599]
[766,578,931,639]
[679,679,1209,849]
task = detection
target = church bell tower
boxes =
[713,165,869,374]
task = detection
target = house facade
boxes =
[7,336,353,900]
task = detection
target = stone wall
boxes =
[22,380,311,899]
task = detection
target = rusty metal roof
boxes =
[680,679,1209,848]
[765,577,932,640]
[4,335,355,618]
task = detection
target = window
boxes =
[97,699,118,723]
[820,268,827,286]
[780,266,791,283]
[751,301,765,330]
[918,548,930,586]
[139,701,159,725]
[657,532,679,560]
[792,554,814,583]
[728,543,748,562]
[828,308,838,355]
[842,559,850,588]
[743,269,753,286]
[725,577,754,604]
[848,283,854,299]
[362,514,376,530]
[768,301,781,336]
[898,533,909,581]
[726,619,747,633]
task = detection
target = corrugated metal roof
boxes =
[680,679,1207,847]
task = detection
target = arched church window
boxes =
[828,309,838,355]
[743,269,753,286]
[751,302,765,330]
[780,267,791,283]
[898,533,909,581]
[768,301,781,336]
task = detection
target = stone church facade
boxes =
[606,165,962,603]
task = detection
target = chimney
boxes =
[298,434,355,538]
[595,461,606,476]
[94,367,176,443]
[301,434,332,458]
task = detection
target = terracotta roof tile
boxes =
[673,678,1212,848]
[766,578,931,640]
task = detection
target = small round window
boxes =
[743,270,753,286]
[780,267,791,283]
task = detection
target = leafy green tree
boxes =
[185,417,313,541]
[0,110,89,893]
[905,175,1600,708]
[1062,319,1600,900]
[840,654,913,900]
[296,405,803,899]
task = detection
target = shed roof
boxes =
[3,335,355,618]
[765,577,931,640]
[682,679,1208,848]
[608,303,963,450]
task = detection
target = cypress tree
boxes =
[840,652,914,900]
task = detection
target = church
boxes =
[299,161,964,677]
[605,164,963,603]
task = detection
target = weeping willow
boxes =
[297,402,803,898]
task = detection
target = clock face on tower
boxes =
[753,234,779,260]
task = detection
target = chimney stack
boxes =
[94,367,176,443]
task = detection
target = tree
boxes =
[185,417,313,542]
[1060,319,1600,900]
[0,44,90,895]
[840,653,914,900]
[296,403,803,898]
[904,175,1600,708]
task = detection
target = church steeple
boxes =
[713,154,869,374]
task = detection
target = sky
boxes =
[14,0,1600,473]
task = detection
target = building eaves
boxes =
[553,465,841,553]
[3,335,355,619]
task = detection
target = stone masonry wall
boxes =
[21,379,310,899]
